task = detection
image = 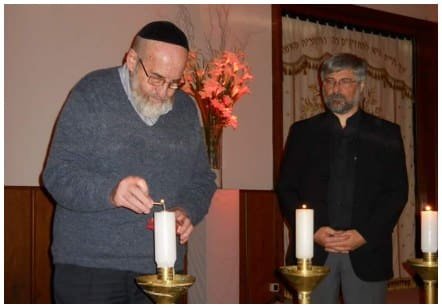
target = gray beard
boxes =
[323,93,359,114]
[130,72,173,125]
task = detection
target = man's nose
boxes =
[332,82,340,92]
[156,84,169,99]
[331,82,342,94]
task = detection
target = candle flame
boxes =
[302,204,307,209]
[424,205,432,211]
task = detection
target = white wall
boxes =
[187,189,239,303]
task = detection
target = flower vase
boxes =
[206,125,223,188]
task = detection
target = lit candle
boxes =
[154,210,176,268]
[296,204,314,259]
[421,206,438,253]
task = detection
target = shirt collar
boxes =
[327,108,362,134]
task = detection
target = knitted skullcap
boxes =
[136,21,189,51]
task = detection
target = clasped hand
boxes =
[110,176,193,244]
[314,226,366,253]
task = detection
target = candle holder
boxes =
[136,267,195,304]
[407,252,438,304]
[279,258,330,304]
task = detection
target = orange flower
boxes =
[182,50,252,168]
[182,50,252,130]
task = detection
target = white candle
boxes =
[421,206,438,253]
[154,210,176,268]
[296,204,314,259]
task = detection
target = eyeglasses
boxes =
[138,58,183,90]
[323,78,358,89]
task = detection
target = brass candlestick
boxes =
[408,252,438,304]
[279,258,330,304]
[136,267,195,304]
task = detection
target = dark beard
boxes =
[324,93,357,114]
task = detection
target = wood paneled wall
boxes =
[5,186,54,303]
[240,190,284,303]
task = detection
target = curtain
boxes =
[282,17,416,286]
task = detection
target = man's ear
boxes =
[126,48,138,73]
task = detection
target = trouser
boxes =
[311,253,388,304]
[53,263,153,304]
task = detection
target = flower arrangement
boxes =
[182,50,253,169]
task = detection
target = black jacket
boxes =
[276,110,408,281]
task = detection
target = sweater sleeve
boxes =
[174,99,217,225]
[42,85,117,212]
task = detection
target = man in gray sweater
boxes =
[43,21,216,303]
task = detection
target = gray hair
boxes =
[320,53,367,81]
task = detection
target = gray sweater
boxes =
[43,67,216,274]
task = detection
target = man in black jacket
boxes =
[277,53,408,303]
